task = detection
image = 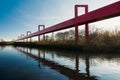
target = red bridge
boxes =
[16,1,120,43]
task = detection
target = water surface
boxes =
[0,46,120,80]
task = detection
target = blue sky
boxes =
[0,0,119,41]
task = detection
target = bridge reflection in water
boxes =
[15,47,97,80]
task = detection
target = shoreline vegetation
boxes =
[0,28,120,53]
[0,42,120,53]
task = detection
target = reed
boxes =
[1,27,120,53]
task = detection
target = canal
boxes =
[0,46,120,80]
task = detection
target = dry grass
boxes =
[89,28,120,46]
[36,27,120,47]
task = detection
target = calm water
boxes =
[0,46,120,80]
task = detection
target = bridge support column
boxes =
[85,5,89,43]
[21,34,24,42]
[85,24,89,43]
[30,37,32,42]
[38,25,40,42]
[75,5,89,44]
[38,35,40,42]
[52,32,54,41]
[75,5,78,44]
[17,36,20,42]
[38,25,45,41]
[27,38,28,42]
[27,31,31,42]
[43,26,45,40]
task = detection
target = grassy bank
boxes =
[12,42,120,53]
[0,28,120,53]
[0,42,13,45]
[0,41,120,53]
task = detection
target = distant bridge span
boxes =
[16,1,120,43]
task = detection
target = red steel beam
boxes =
[75,5,88,44]
[19,1,120,40]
